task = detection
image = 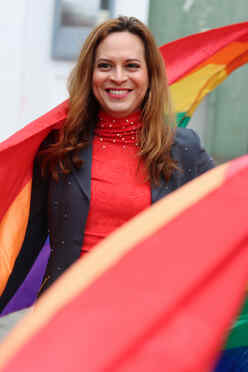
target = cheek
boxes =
[92,72,103,101]
[138,73,149,97]
[92,69,105,88]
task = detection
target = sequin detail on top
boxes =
[94,110,142,147]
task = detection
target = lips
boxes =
[105,88,132,98]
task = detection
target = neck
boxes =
[94,110,143,145]
[98,110,141,122]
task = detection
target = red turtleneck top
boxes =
[81,111,151,255]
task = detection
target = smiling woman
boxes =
[1,16,214,303]
[92,32,149,118]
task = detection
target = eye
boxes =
[97,62,111,70]
[126,63,140,69]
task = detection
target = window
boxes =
[52,0,114,60]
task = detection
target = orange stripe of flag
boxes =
[186,41,248,76]
[0,181,32,296]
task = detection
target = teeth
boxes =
[108,90,129,95]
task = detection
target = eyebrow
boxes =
[95,58,142,63]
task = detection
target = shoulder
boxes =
[172,127,215,177]
[173,127,202,150]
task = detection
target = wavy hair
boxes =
[39,16,177,184]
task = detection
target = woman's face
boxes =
[92,31,149,118]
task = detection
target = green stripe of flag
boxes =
[176,112,191,127]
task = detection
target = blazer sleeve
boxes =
[171,127,215,187]
[189,128,215,176]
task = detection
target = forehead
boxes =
[95,31,145,61]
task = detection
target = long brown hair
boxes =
[39,16,177,184]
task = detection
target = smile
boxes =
[105,89,132,98]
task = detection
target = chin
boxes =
[105,105,134,117]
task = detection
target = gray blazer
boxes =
[0,127,214,310]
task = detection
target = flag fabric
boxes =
[0,21,248,371]
[0,157,247,372]
[0,239,50,315]
[160,22,248,127]
[0,101,67,303]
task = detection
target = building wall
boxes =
[149,0,248,162]
[0,0,149,142]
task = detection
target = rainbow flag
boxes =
[160,22,248,127]
[0,157,248,372]
[0,101,68,310]
[0,21,248,371]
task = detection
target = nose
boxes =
[110,66,128,84]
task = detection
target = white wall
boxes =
[0,0,149,142]
[114,0,149,23]
[0,0,72,141]
[0,1,27,141]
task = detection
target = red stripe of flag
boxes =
[160,22,248,85]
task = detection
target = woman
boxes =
[0,16,214,308]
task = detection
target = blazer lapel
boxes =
[71,141,92,201]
